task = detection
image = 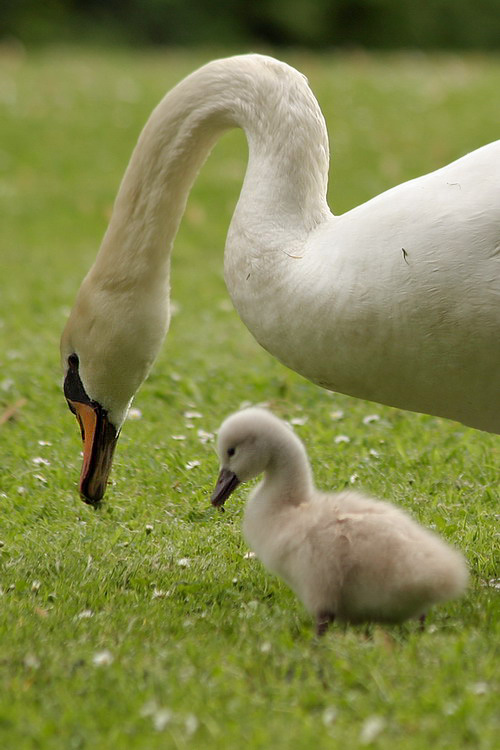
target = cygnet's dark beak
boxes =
[211,468,240,508]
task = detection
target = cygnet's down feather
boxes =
[211,408,468,635]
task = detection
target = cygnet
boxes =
[210,408,468,635]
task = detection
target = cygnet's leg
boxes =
[316,611,335,637]
[418,613,426,631]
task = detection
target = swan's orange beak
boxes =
[67,399,118,504]
[63,353,118,505]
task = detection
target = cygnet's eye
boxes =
[227,447,236,458]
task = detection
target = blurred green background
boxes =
[2,0,500,49]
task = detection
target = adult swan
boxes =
[61,54,500,503]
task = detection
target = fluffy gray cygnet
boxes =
[211,408,468,635]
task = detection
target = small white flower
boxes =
[76,609,93,620]
[239,401,252,409]
[17,486,27,495]
[260,641,272,654]
[184,410,202,420]
[334,435,350,444]
[243,551,256,559]
[32,457,50,466]
[363,414,380,425]
[443,701,458,716]
[31,580,41,593]
[171,434,186,441]
[349,473,359,484]
[153,708,173,731]
[177,558,191,568]
[184,714,199,736]
[368,449,380,458]
[290,416,308,426]
[24,654,41,670]
[145,524,154,534]
[470,681,489,695]
[38,440,52,446]
[197,429,214,443]
[127,407,143,420]
[330,410,344,421]
[34,474,47,483]
[360,715,386,745]
[185,460,201,470]
[322,706,338,727]
[92,649,114,667]
[152,588,169,599]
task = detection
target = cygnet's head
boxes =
[210,407,294,508]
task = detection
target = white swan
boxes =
[211,408,469,634]
[60,54,500,503]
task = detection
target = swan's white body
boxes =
[61,54,500,501]
[212,408,468,632]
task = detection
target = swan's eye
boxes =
[68,353,79,370]
[227,447,235,458]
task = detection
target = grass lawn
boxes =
[0,45,498,749]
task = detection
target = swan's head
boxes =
[61,273,169,504]
[210,408,291,508]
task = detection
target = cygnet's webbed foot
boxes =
[316,611,335,636]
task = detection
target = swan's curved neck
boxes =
[91,55,330,286]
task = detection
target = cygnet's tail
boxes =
[424,541,469,604]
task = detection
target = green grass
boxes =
[0,46,499,749]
